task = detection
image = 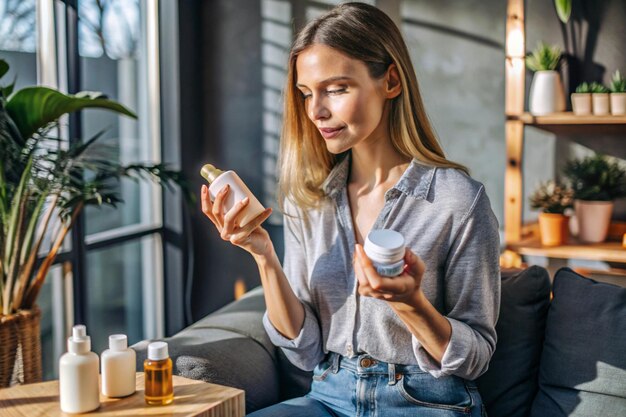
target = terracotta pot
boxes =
[529,71,566,115]
[610,92,626,115]
[574,200,614,243]
[571,93,592,115]
[0,306,42,387]
[538,212,569,246]
[592,93,610,115]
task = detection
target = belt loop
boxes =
[388,363,397,385]
[332,352,340,373]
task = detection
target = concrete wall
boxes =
[180,0,269,320]
[399,0,507,225]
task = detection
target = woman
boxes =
[201,3,500,416]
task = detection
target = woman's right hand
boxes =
[200,184,273,257]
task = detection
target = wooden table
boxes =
[0,372,245,416]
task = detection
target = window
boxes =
[28,0,178,379]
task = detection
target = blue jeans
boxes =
[248,353,486,416]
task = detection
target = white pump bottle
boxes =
[59,325,100,413]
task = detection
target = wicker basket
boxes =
[0,306,43,387]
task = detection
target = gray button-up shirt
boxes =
[263,156,501,380]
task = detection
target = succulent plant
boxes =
[574,82,592,94]
[563,154,626,201]
[529,180,574,214]
[609,70,626,93]
[589,82,609,94]
[526,42,561,72]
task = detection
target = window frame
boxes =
[36,0,184,347]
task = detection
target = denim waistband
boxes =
[323,352,426,385]
[323,352,477,388]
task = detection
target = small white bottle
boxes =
[59,325,100,413]
[363,229,406,277]
[200,164,265,227]
[101,334,136,397]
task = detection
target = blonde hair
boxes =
[278,2,468,210]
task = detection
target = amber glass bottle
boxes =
[144,342,174,405]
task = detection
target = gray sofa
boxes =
[133,267,626,416]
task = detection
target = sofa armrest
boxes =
[132,287,280,412]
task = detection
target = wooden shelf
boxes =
[503,0,626,275]
[508,112,626,135]
[508,237,626,263]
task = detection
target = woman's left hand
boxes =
[354,244,426,305]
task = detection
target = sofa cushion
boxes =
[529,268,626,417]
[477,266,551,417]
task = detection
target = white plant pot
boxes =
[529,71,566,115]
[574,200,613,243]
[592,93,610,115]
[571,93,592,115]
[610,92,626,115]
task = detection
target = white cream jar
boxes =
[363,229,405,277]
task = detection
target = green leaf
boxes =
[0,159,6,226]
[6,87,137,140]
[19,191,48,265]
[4,157,33,269]
[0,60,8,81]
[1,80,15,98]
[555,0,571,24]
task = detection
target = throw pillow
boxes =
[530,268,626,417]
[477,266,551,417]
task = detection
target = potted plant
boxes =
[609,70,626,115]
[589,82,610,115]
[571,82,592,115]
[529,180,573,246]
[0,60,189,387]
[563,154,626,243]
[526,42,565,115]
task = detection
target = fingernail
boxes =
[201,185,207,193]
[243,197,249,204]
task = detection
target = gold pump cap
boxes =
[200,164,224,183]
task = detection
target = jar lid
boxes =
[364,229,405,259]
[148,341,169,361]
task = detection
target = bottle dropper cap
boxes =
[147,341,169,361]
[200,164,223,183]
[68,324,91,354]
[109,334,128,351]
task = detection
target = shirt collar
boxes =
[321,154,436,201]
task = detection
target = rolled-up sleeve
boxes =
[413,186,500,380]
[262,207,325,371]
